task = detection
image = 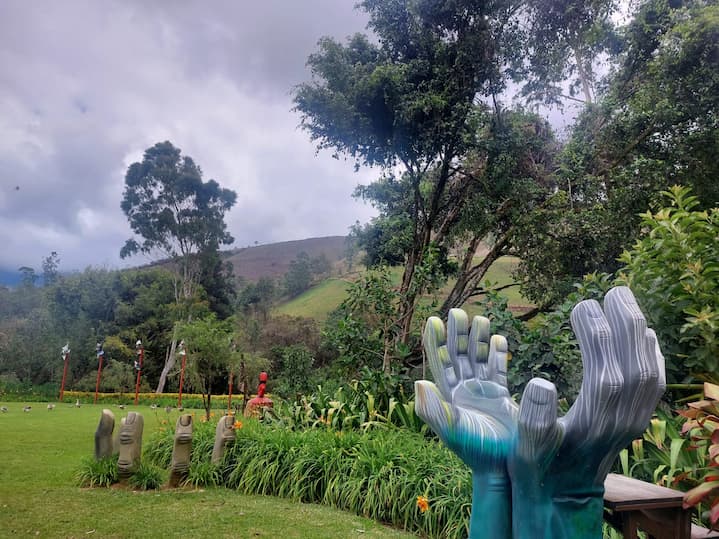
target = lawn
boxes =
[0,401,416,539]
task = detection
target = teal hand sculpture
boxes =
[415,286,665,539]
[509,286,665,538]
[415,310,516,539]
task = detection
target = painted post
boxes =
[94,342,104,405]
[59,343,70,401]
[227,371,234,413]
[177,340,187,408]
[134,339,144,405]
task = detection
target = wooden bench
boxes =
[603,473,719,539]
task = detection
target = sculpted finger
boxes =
[415,380,453,442]
[489,334,509,387]
[447,309,473,381]
[604,287,655,397]
[646,328,666,400]
[468,316,491,379]
[516,378,562,464]
[570,299,623,420]
[423,317,457,398]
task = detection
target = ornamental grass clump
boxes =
[75,454,118,488]
[148,417,471,538]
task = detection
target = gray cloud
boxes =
[0,0,374,274]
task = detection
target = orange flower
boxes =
[416,495,429,513]
[233,420,243,430]
[209,412,215,418]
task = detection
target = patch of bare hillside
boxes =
[224,236,348,281]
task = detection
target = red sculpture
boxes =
[244,371,273,418]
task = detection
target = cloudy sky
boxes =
[0,0,378,275]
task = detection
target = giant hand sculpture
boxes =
[415,286,665,539]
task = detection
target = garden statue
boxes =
[169,413,193,487]
[211,414,235,464]
[415,286,665,539]
[244,371,273,418]
[94,409,115,460]
[117,412,144,478]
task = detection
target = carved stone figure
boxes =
[117,412,144,478]
[211,414,235,464]
[169,414,193,487]
[415,286,665,539]
[94,409,115,460]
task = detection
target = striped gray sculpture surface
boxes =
[415,286,665,539]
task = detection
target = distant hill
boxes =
[223,236,348,282]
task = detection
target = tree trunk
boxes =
[155,338,177,393]
[440,231,511,317]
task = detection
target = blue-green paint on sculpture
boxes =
[415,287,666,538]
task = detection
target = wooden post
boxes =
[59,344,70,402]
[134,340,144,405]
[94,342,104,405]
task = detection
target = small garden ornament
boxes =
[415,286,666,538]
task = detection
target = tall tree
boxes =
[295,0,516,366]
[120,141,237,392]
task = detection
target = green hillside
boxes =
[275,256,532,322]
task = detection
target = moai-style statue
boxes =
[117,412,144,479]
[244,371,273,418]
[94,409,115,460]
[169,414,193,487]
[211,415,235,464]
[415,286,666,539]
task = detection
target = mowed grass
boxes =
[0,401,416,539]
[276,256,531,322]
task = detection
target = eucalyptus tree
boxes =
[120,141,237,391]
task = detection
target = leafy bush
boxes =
[75,455,119,487]
[619,186,719,381]
[128,461,165,490]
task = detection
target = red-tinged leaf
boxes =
[710,445,719,460]
[705,475,719,482]
[713,430,719,445]
[705,383,719,401]
[679,409,700,419]
[711,499,719,526]
[683,420,700,434]
[684,481,719,508]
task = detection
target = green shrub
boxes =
[128,461,165,490]
[75,455,119,487]
[619,186,719,381]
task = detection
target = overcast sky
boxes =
[0,0,378,274]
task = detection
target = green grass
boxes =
[0,401,416,538]
[275,257,532,322]
[275,277,353,320]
